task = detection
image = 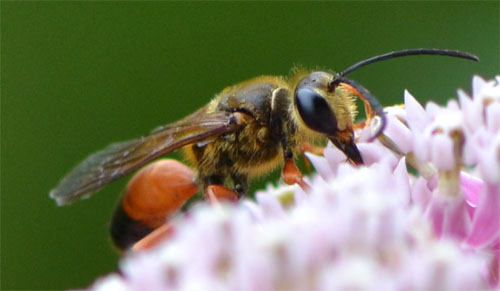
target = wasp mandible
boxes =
[50,49,478,250]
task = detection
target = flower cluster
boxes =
[91,76,499,290]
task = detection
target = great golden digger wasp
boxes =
[50,49,478,250]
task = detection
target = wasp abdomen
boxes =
[110,201,155,250]
[110,160,198,250]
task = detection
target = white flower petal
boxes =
[305,152,334,180]
[384,115,413,154]
[486,101,500,133]
[404,90,428,133]
[430,134,455,171]
[472,75,487,99]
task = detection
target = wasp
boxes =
[50,49,478,250]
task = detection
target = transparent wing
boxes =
[50,108,243,205]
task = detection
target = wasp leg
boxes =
[131,223,174,252]
[353,120,367,130]
[282,151,311,191]
[231,172,248,197]
[331,77,386,141]
[205,184,239,204]
[201,175,238,204]
[336,81,377,128]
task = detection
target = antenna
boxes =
[339,48,479,77]
[329,48,479,141]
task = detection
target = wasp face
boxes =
[293,71,362,164]
[293,71,358,137]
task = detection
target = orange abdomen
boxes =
[110,159,198,250]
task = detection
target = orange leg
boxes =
[131,223,175,252]
[205,184,240,205]
[131,161,310,252]
[353,120,368,131]
[342,82,376,127]
[282,159,311,191]
[131,184,239,252]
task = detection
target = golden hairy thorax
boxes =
[183,72,358,183]
[183,76,289,180]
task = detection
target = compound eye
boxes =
[295,88,338,135]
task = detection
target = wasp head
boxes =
[292,71,362,164]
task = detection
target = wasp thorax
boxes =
[294,72,338,135]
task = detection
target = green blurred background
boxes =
[2,2,498,289]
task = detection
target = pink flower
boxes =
[369,76,500,286]
[90,76,499,290]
